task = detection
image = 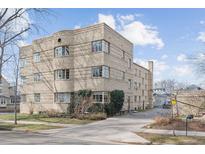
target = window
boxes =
[142,90,144,96]
[122,50,125,59]
[142,78,144,85]
[21,94,26,102]
[139,83,141,89]
[145,73,147,79]
[128,79,132,89]
[33,52,40,63]
[139,70,141,77]
[20,58,26,68]
[0,89,2,94]
[54,46,69,57]
[20,76,26,85]
[92,66,102,77]
[92,40,109,53]
[93,92,103,103]
[102,66,109,78]
[135,69,138,76]
[92,66,110,78]
[34,73,42,82]
[104,92,109,103]
[54,69,69,80]
[145,84,147,90]
[92,92,109,103]
[34,93,40,102]
[128,58,131,69]
[134,82,137,90]
[55,92,70,103]
[139,96,141,102]
[134,96,137,102]
[122,71,125,80]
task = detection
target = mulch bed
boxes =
[147,119,205,132]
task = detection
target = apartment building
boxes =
[0,77,20,111]
[19,23,153,114]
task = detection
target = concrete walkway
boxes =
[0,119,74,127]
[137,128,205,137]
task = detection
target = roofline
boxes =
[133,62,150,71]
[20,22,133,49]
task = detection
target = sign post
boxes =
[171,99,177,136]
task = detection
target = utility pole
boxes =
[14,54,19,125]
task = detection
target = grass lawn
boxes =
[137,132,205,145]
[0,113,94,124]
[0,122,62,131]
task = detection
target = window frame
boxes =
[54,69,70,80]
[91,40,110,53]
[34,93,40,103]
[20,58,27,68]
[33,52,41,63]
[33,73,42,82]
[54,92,70,103]
[92,65,110,78]
[54,46,69,57]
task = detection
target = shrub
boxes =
[87,103,104,113]
[74,113,107,120]
[154,116,171,126]
[104,90,124,116]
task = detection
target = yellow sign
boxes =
[171,100,177,105]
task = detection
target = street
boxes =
[0,108,170,144]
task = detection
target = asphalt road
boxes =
[0,108,170,145]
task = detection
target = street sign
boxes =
[171,100,177,105]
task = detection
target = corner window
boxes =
[54,69,69,80]
[102,66,109,78]
[92,40,109,53]
[34,93,40,102]
[54,46,69,57]
[92,66,102,77]
[54,92,70,103]
[92,66,109,78]
[34,73,42,82]
[33,52,40,63]
[20,58,26,68]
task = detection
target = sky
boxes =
[4,8,205,87]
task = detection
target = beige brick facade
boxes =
[19,23,153,114]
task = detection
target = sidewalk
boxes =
[137,128,205,137]
[0,119,75,127]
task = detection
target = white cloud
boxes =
[134,58,169,77]
[98,13,164,49]
[117,14,135,25]
[177,54,187,62]
[161,54,168,60]
[98,14,116,29]
[120,21,164,49]
[74,25,81,29]
[173,65,192,77]
[197,32,205,43]
[200,20,205,25]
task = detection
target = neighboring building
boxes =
[19,23,153,114]
[172,90,205,116]
[0,77,20,112]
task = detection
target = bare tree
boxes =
[0,8,51,83]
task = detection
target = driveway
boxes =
[0,108,170,144]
